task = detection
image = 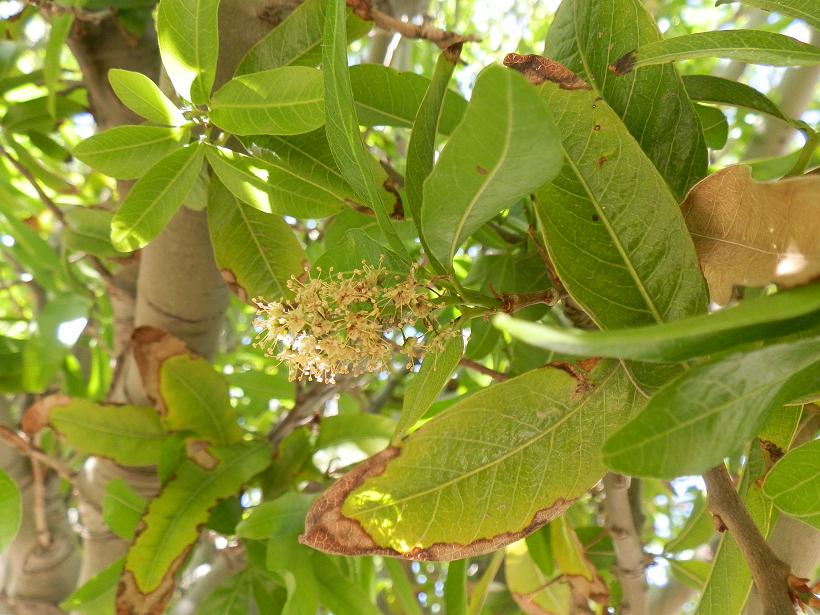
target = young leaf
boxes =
[205,145,344,218]
[543,0,707,198]
[405,45,462,269]
[209,67,325,136]
[532,82,708,330]
[420,64,562,268]
[393,334,463,443]
[550,516,608,605]
[103,479,147,540]
[121,441,271,602]
[156,0,220,103]
[682,74,796,126]
[612,30,820,74]
[682,165,819,305]
[715,0,820,31]
[73,125,188,180]
[236,492,315,539]
[322,0,405,255]
[763,438,820,529]
[44,14,73,117]
[50,399,166,466]
[111,143,205,252]
[603,337,820,479]
[693,103,729,149]
[160,354,243,444]
[444,560,468,615]
[108,69,186,126]
[506,539,572,614]
[350,64,467,134]
[495,283,820,363]
[0,468,21,553]
[301,361,643,559]
[207,176,307,302]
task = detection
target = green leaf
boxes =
[198,570,258,615]
[421,64,562,268]
[266,538,320,615]
[160,354,243,444]
[669,559,711,590]
[124,441,271,593]
[314,228,409,273]
[236,0,370,74]
[108,69,186,126]
[350,64,467,134]
[494,284,820,363]
[313,554,382,615]
[64,208,121,259]
[665,495,715,553]
[0,468,21,553]
[303,361,642,558]
[603,337,820,479]
[505,539,571,614]
[1,95,84,133]
[209,67,325,136]
[73,125,188,180]
[236,492,314,539]
[612,30,820,74]
[207,176,307,302]
[383,559,424,615]
[405,46,461,269]
[693,103,728,149]
[533,83,708,331]
[44,13,73,117]
[156,0,220,103]
[226,370,295,404]
[715,0,820,30]
[316,414,395,456]
[50,399,166,466]
[394,335,463,443]
[682,74,795,126]
[544,0,707,198]
[444,559,468,615]
[205,145,344,218]
[60,558,123,615]
[322,0,405,255]
[111,143,204,252]
[763,438,820,529]
[103,479,147,540]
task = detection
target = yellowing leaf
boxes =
[681,165,820,305]
[505,540,571,615]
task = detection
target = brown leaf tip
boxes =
[443,41,464,64]
[609,51,636,75]
[503,53,591,90]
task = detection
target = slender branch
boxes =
[30,456,52,548]
[0,425,75,483]
[603,473,648,615]
[458,357,508,382]
[267,379,351,446]
[702,464,795,615]
[347,0,480,49]
[1,149,113,283]
[25,0,114,23]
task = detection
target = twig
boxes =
[267,379,351,446]
[25,0,114,23]
[30,455,51,548]
[1,149,113,283]
[347,0,480,49]
[0,425,75,483]
[702,464,795,615]
[603,473,648,615]
[458,357,508,381]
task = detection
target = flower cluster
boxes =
[254,261,437,383]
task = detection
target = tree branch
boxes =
[603,473,648,615]
[702,464,795,615]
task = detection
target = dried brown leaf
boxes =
[130,326,190,410]
[21,394,71,435]
[503,53,591,90]
[681,165,820,304]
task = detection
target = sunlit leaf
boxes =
[0,468,21,553]
[763,438,820,529]
[108,69,186,126]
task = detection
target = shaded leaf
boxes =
[301,361,642,559]
[0,468,21,553]
[665,495,715,553]
[693,103,728,149]
[682,74,795,126]
[603,337,820,479]
[44,14,73,117]
[445,560,468,615]
[205,145,344,218]
[394,335,463,443]
[543,0,707,198]
[50,399,166,466]
[669,559,711,590]
[314,228,408,273]
[421,64,562,268]
[550,516,608,605]
[506,539,571,615]
[715,0,820,31]
[495,283,820,363]
[160,353,243,444]
[103,479,147,540]
[382,559,425,615]
[612,30,820,74]
[681,165,820,305]
[763,438,820,529]
[108,68,186,126]
[157,0,220,103]
[73,125,187,180]
[210,67,325,136]
[60,558,122,615]
[111,143,205,252]
[207,176,307,302]
[236,491,314,539]
[120,441,271,600]
[64,208,120,259]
